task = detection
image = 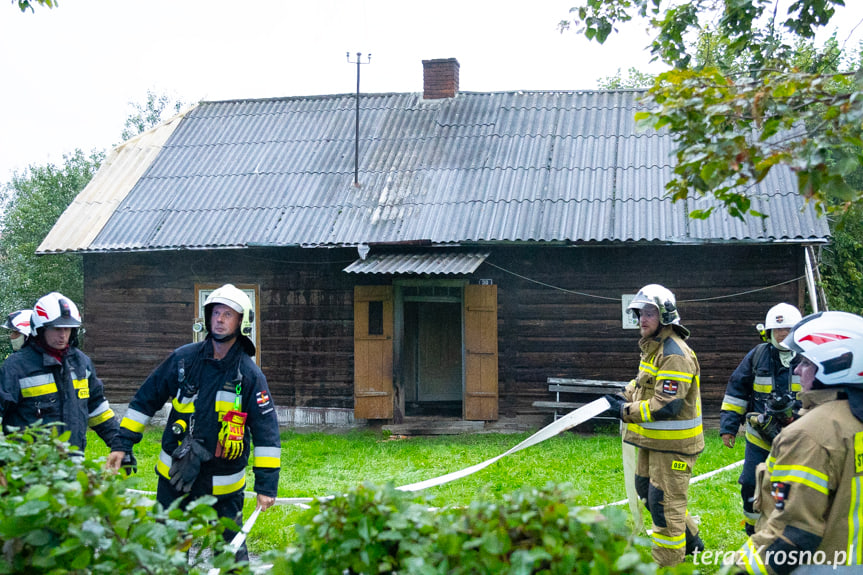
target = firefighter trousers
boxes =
[739,438,769,535]
[635,448,700,566]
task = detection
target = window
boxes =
[195,284,261,364]
[368,300,383,335]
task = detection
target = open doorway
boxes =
[401,289,463,417]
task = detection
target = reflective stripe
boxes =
[849,475,863,565]
[72,378,88,390]
[753,376,772,394]
[639,401,653,422]
[213,470,246,495]
[157,449,172,479]
[767,455,775,474]
[120,408,151,434]
[790,382,802,392]
[721,394,748,414]
[19,373,57,397]
[656,369,693,382]
[743,509,759,525]
[215,390,235,414]
[638,416,701,430]
[771,464,830,495]
[651,531,685,549]
[88,400,115,427]
[627,420,703,440]
[639,360,657,376]
[739,538,768,575]
[254,446,281,468]
[172,395,195,414]
[745,423,772,451]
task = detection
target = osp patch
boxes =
[661,380,679,395]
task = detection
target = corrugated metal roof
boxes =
[39,91,829,254]
[37,106,195,254]
[343,252,489,275]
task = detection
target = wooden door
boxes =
[354,285,394,419]
[464,284,498,420]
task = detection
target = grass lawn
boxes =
[88,424,748,573]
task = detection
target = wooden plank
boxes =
[547,378,627,388]
[548,384,624,395]
[532,401,585,410]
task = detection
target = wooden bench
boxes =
[533,378,629,420]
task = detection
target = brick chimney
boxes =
[422,58,460,99]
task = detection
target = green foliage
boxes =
[598,67,656,89]
[563,0,863,218]
[272,481,678,575]
[820,205,863,315]
[0,423,252,574]
[120,90,187,143]
[14,0,55,12]
[0,149,101,315]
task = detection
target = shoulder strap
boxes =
[752,342,770,370]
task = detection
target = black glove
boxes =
[121,452,138,476]
[602,394,626,419]
[168,439,212,493]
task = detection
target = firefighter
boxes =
[1,309,35,353]
[0,293,122,453]
[720,303,802,535]
[107,284,281,563]
[603,284,705,566]
[733,311,863,574]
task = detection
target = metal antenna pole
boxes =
[346,52,371,187]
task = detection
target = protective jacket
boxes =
[720,342,801,443]
[622,325,704,455]
[735,388,863,574]
[0,341,119,450]
[114,339,281,498]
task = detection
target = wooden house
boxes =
[39,58,830,429]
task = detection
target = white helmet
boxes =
[782,311,863,386]
[2,309,35,337]
[32,292,82,330]
[627,284,681,326]
[765,303,802,330]
[204,284,255,354]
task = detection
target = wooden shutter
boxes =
[464,284,498,420]
[353,285,394,419]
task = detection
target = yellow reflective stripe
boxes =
[656,370,693,382]
[767,455,775,474]
[721,402,747,415]
[743,510,759,526]
[121,417,146,433]
[19,373,58,398]
[254,446,281,468]
[72,378,88,390]
[120,407,151,433]
[639,401,653,422]
[651,531,685,549]
[157,450,171,479]
[745,425,772,452]
[172,396,195,414]
[790,382,802,392]
[627,422,703,440]
[89,408,115,427]
[212,470,246,495]
[753,376,772,393]
[215,390,235,414]
[639,361,657,376]
[739,538,768,575]
[849,475,863,564]
[771,464,830,495]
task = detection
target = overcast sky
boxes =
[1,0,861,184]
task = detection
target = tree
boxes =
[562,0,863,219]
[0,91,186,334]
[14,0,55,12]
[120,90,187,143]
[0,149,101,319]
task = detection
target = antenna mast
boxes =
[346,52,371,187]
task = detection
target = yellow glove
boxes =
[216,410,247,460]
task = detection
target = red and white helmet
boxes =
[32,292,82,330]
[2,309,35,337]
[764,303,802,330]
[782,311,863,386]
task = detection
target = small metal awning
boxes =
[343,252,489,275]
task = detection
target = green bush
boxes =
[271,481,677,575]
[0,423,251,574]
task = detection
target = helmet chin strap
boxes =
[211,329,239,343]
